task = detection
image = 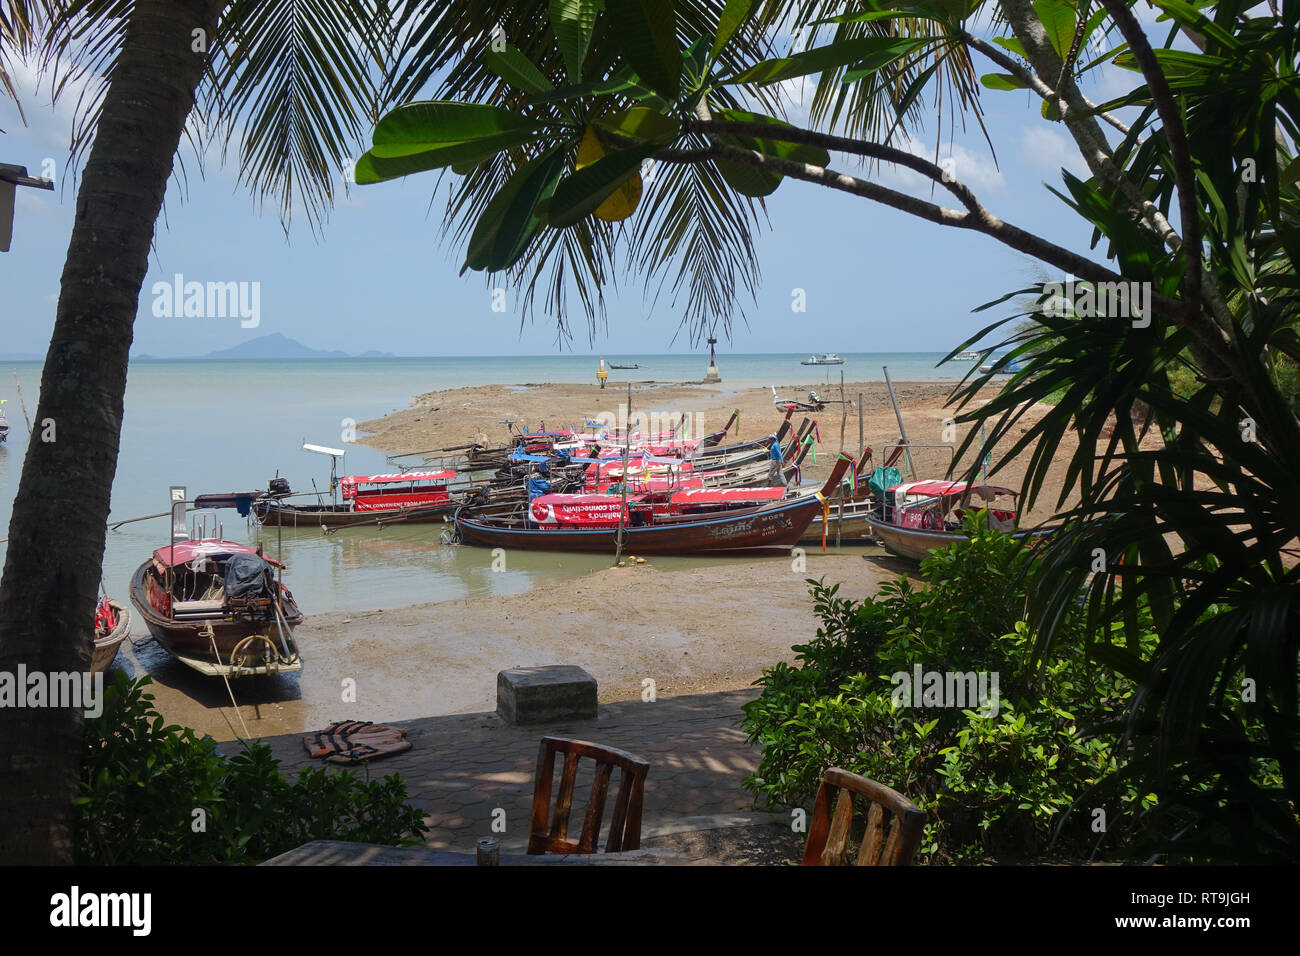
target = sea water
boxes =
[0,353,956,615]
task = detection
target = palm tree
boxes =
[1,0,227,866]
[0,0,777,864]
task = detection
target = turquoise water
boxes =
[0,352,955,614]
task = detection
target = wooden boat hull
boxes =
[797,504,877,545]
[91,599,131,674]
[865,516,1049,563]
[253,499,455,527]
[129,562,304,676]
[458,496,818,555]
[457,457,852,556]
[865,515,962,562]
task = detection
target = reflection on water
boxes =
[261,520,614,614]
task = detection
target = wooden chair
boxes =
[803,769,926,866]
[527,737,649,855]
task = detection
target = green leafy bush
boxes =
[741,523,1156,863]
[76,673,428,864]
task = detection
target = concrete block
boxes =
[497,665,597,725]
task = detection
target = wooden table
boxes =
[262,840,720,866]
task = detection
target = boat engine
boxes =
[267,476,292,498]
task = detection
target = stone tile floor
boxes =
[253,688,784,853]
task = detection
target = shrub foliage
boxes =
[76,673,428,864]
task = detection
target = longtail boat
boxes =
[92,596,131,674]
[454,455,852,556]
[864,479,1040,562]
[250,470,518,528]
[129,539,303,677]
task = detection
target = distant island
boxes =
[126,334,397,360]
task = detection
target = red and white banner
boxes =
[530,494,629,527]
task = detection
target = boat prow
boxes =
[92,597,131,674]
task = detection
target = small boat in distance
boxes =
[801,353,846,365]
[129,539,304,677]
[609,362,639,369]
[980,357,1024,375]
[952,350,981,362]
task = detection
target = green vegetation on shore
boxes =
[76,675,427,865]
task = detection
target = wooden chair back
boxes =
[803,769,926,866]
[527,737,649,855]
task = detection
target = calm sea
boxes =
[0,352,960,615]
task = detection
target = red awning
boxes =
[340,470,456,497]
[889,480,1017,499]
[152,539,283,569]
[670,487,786,505]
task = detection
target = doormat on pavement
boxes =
[304,720,412,764]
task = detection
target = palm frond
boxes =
[207,0,383,232]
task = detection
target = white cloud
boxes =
[1018,125,1090,179]
[773,76,815,127]
[868,132,1006,194]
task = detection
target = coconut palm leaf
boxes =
[0,0,50,124]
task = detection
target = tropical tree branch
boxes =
[676,132,1184,316]
[684,117,984,214]
[959,29,1131,137]
[1097,0,1203,327]
[997,0,1245,383]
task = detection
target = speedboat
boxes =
[801,353,846,365]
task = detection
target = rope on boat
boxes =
[208,632,253,744]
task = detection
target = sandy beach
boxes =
[356,377,1081,525]
[141,375,1082,740]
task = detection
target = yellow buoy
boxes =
[597,356,608,389]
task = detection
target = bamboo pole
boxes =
[614,382,631,566]
[838,369,847,455]
[858,392,864,458]
[882,365,917,480]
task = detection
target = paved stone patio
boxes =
[252,688,777,852]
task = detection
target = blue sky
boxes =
[0,20,1149,359]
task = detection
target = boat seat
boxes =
[172,599,226,617]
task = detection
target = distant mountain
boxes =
[200,334,361,359]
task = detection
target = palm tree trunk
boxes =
[0,0,222,864]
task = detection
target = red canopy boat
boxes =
[455,456,852,556]
[129,538,304,677]
[865,478,1040,562]
[253,470,466,528]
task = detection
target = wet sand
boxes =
[131,548,902,741]
[138,375,1092,740]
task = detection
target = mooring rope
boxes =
[208,631,252,744]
